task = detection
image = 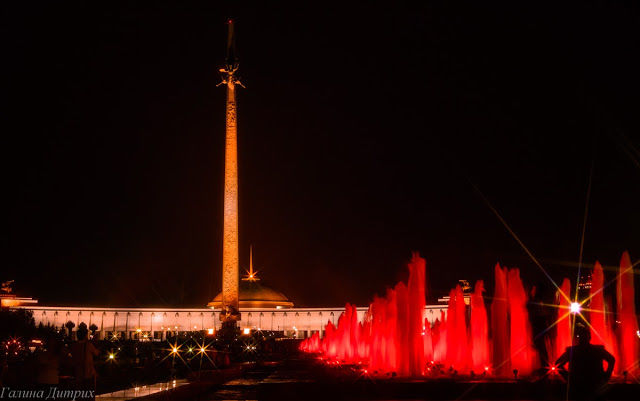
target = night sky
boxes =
[4,1,639,308]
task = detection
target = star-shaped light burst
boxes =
[242,246,260,282]
[242,338,258,353]
[191,339,215,368]
[543,364,560,379]
[159,340,188,366]
[106,349,118,363]
[187,339,212,361]
[570,302,581,314]
[473,174,640,388]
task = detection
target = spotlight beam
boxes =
[574,158,593,304]
[471,184,572,303]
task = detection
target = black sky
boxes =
[3,1,639,308]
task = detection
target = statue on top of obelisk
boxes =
[217,19,244,326]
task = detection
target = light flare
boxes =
[570,302,581,314]
[472,184,572,304]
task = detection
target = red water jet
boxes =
[470,280,489,372]
[589,260,618,374]
[446,285,469,372]
[300,252,637,379]
[507,268,538,376]
[616,251,639,376]
[408,253,426,374]
[554,278,572,362]
[490,263,510,377]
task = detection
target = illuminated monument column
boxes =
[219,20,243,324]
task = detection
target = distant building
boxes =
[1,295,38,309]
[13,254,447,340]
[10,22,453,338]
[1,280,38,309]
[578,273,592,291]
[436,279,472,305]
[17,303,447,340]
[11,250,448,339]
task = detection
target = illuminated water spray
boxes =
[301,252,639,379]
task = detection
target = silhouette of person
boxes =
[71,323,99,398]
[36,337,67,386]
[0,353,7,387]
[555,325,615,401]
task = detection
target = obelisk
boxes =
[219,19,242,325]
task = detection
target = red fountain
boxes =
[507,268,538,376]
[301,252,639,380]
[446,285,469,373]
[432,311,446,364]
[470,280,489,372]
[490,264,509,377]
[589,261,617,366]
[553,278,572,363]
[616,252,639,376]
[408,255,426,374]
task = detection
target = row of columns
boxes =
[24,307,447,340]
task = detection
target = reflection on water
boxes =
[96,379,187,400]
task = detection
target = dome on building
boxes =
[208,280,293,309]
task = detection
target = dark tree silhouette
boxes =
[65,320,75,339]
[0,309,35,339]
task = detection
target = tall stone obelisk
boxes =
[219,19,242,325]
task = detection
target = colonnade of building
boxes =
[19,305,447,340]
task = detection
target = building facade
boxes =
[19,304,447,340]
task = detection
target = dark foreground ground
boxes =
[139,357,639,401]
